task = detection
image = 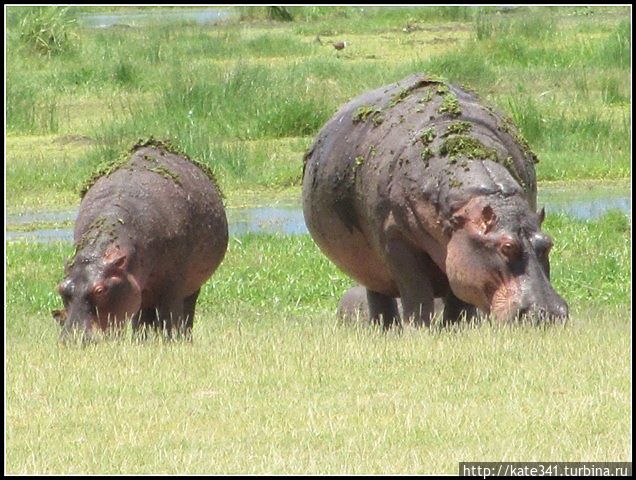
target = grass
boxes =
[5,6,630,213]
[5,212,632,473]
[14,6,79,57]
[6,310,630,474]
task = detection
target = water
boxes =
[540,196,630,219]
[77,8,234,29]
[5,206,308,243]
[537,183,631,219]
[228,207,307,236]
[5,187,631,243]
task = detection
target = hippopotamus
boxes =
[303,73,568,328]
[53,140,228,343]
[337,285,445,325]
[337,285,376,324]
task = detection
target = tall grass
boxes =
[597,19,630,69]
[601,76,629,105]
[542,211,631,306]
[423,50,496,87]
[291,6,477,36]
[473,8,558,41]
[6,82,64,134]
[235,6,294,22]
[15,6,79,56]
[504,94,630,153]
[5,5,631,207]
[7,306,630,473]
[85,62,332,168]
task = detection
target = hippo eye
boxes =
[93,285,107,297]
[500,240,521,260]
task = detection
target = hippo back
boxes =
[303,73,539,218]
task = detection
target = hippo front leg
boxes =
[131,308,159,340]
[443,290,477,326]
[366,289,400,330]
[384,236,436,327]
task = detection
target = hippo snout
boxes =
[518,297,569,323]
[58,321,99,346]
[552,300,569,320]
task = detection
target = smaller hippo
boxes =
[337,285,371,324]
[53,140,228,343]
[337,285,445,325]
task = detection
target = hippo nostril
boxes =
[551,302,569,322]
[559,303,568,318]
[517,306,549,323]
[518,300,569,323]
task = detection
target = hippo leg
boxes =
[366,289,399,330]
[442,291,477,326]
[131,308,159,340]
[156,292,185,341]
[384,236,435,327]
[180,288,200,341]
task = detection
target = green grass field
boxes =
[5,5,632,474]
[5,213,632,473]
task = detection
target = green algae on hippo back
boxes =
[310,73,539,206]
[302,73,567,329]
[79,137,222,200]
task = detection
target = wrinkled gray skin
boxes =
[54,144,228,343]
[303,74,568,329]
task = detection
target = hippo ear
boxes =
[480,205,497,234]
[538,206,546,226]
[52,309,67,326]
[104,249,129,275]
[450,203,496,234]
[450,200,497,235]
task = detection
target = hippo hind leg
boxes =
[366,289,400,330]
[154,288,201,341]
[179,288,200,341]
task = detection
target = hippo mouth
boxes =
[516,305,569,324]
[486,278,521,323]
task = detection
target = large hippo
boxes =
[303,74,568,328]
[53,139,228,343]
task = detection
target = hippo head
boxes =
[445,195,568,323]
[53,245,141,344]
